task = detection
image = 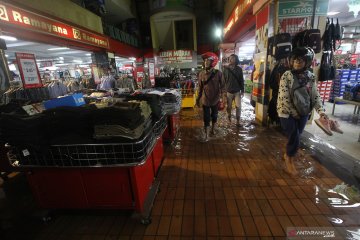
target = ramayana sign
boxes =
[0,2,109,48]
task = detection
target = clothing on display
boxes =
[97,75,115,90]
[115,76,135,92]
[44,81,68,99]
[64,80,85,92]
[2,86,50,104]
[126,93,164,120]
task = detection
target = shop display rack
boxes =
[1,116,168,225]
[6,117,167,168]
[153,114,168,138]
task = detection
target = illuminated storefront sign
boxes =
[278,0,329,18]
[157,50,193,63]
[224,0,254,36]
[0,2,109,48]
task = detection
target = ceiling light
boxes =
[73,60,83,63]
[5,54,9,57]
[327,12,340,16]
[85,53,91,56]
[129,57,136,61]
[58,57,64,60]
[48,47,69,51]
[0,35,17,41]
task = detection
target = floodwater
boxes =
[176,97,360,239]
[1,97,360,239]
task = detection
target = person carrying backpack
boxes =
[196,52,224,141]
[276,47,328,175]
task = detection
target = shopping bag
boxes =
[218,101,225,111]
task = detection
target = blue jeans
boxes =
[280,115,308,157]
[203,105,218,127]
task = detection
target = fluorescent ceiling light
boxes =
[55,51,85,55]
[58,57,64,60]
[7,42,36,48]
[9,64,16,71]
[5,54,9,57]
[0,35,17,41]
[73,60,83,63]
[327,12,340,16]
[85,53,91,56]
[129,57,136,61]
[48,47,69,51]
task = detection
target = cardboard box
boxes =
[44,93,85,109]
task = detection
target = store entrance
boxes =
[2,36,96,98]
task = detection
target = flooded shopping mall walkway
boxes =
[1,98,360,239]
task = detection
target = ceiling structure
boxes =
[328,0,360,26]
[71,0,136,25]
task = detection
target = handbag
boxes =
[217,100,225,111]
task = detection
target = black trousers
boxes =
[202,105,218,127]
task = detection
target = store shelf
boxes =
[6,118,167,168]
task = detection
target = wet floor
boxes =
[1,97,360,239]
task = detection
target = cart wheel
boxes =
[141,217,152,225]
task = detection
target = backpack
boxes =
[293,29,321,53]
[274,33,292,60]
[335,18,341,41]
[319,51,335,81]
[291,74,312,116]
[322,18,336,51]
[267,36,274,56]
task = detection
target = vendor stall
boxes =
[0,92,168,224]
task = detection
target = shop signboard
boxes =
[278,0,329,18]
[0,2,109,48]
[39,61,53,68]
[157,50,193,64]
[148,62,155,86]
[224,0,255,36]
[15,52,42,88]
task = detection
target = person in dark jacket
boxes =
[196,52,223,141]
[222,54,244,126]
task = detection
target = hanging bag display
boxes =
[335,18,342,41]
[292,29,321,53]
[274,33,292,60]
[267,36,274,56]
[319,51,335,81]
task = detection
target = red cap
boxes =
[201,52,219,67]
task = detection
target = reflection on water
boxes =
[176,97,360,238]
[187,98,257,150]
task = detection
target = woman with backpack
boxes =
[277,47,328,175]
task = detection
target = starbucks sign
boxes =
[278,0,329,18]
